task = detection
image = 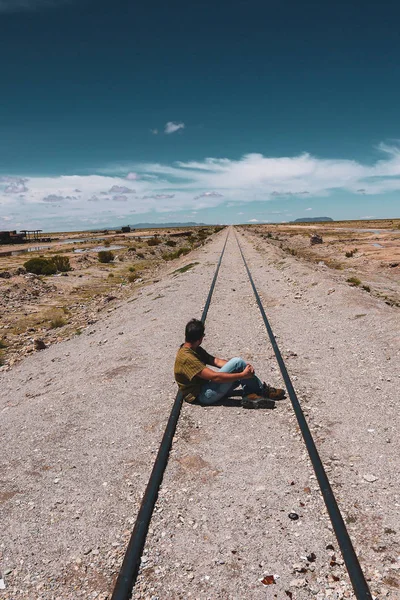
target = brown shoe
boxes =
[241,394,275,409]
[262,383,286,400]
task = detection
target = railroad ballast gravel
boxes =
[1,227,398,599]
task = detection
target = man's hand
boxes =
[241,364,255,379]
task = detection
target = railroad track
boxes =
[111,228,373,600]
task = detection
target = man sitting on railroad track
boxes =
[174,318,286,408]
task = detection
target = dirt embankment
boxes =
[0,227,222,368]
[244,220,400,307]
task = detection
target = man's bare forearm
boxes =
[213,357,228,368]
[199,365,253,383]
[210,371,242,383]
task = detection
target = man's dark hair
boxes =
[185,318,205,343]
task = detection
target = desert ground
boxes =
[0,227,221,368]
[0,223,399,599]
[246,219,400,308]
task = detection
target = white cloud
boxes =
[5,183,25,194]
[42,193,77,203]
[135,145,400,199]
[1,177,29,194]
[142,194,175,199]
[108,185,136,194]
[248,218,259,222]
[271,190,309,197]
[305,207,312,211]
[2,143,400,230]
[164,121,185,134]
[194,191,224,200]
[150,129,158,135]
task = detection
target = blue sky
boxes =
[1,0,400,231]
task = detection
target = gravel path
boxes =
[1,227,398,599]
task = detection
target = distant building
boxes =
[121,226,132,233]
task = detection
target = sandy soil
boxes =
[245,220,400,308]
[0,227,218,366]
[0,227,399,599]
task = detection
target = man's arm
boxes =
[213,357,228,368]
[212,357,253,369]
[199,348,227,369]
[198,365,254,383]
[199,348,241,369]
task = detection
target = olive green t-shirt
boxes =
[174,345,215,402]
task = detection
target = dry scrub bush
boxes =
[345,248,358,258]
[0,336,7,364]
[49,317,67,329]
[173,262,198,274]
[24,257,57,275]
[98,250,114,263]
[347,276,361,286]
[147,237,161,246]
[162,247,191,261]
[51,255,72,272]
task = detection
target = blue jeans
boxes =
[197,357,264,405]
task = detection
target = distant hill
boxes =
[293,217,334,223]
[130,221,206,229]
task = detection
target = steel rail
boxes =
[111,230,229,600]
[234,230,372,600]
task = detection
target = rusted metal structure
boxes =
[20,230,43,241]
[0,230,26,245]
